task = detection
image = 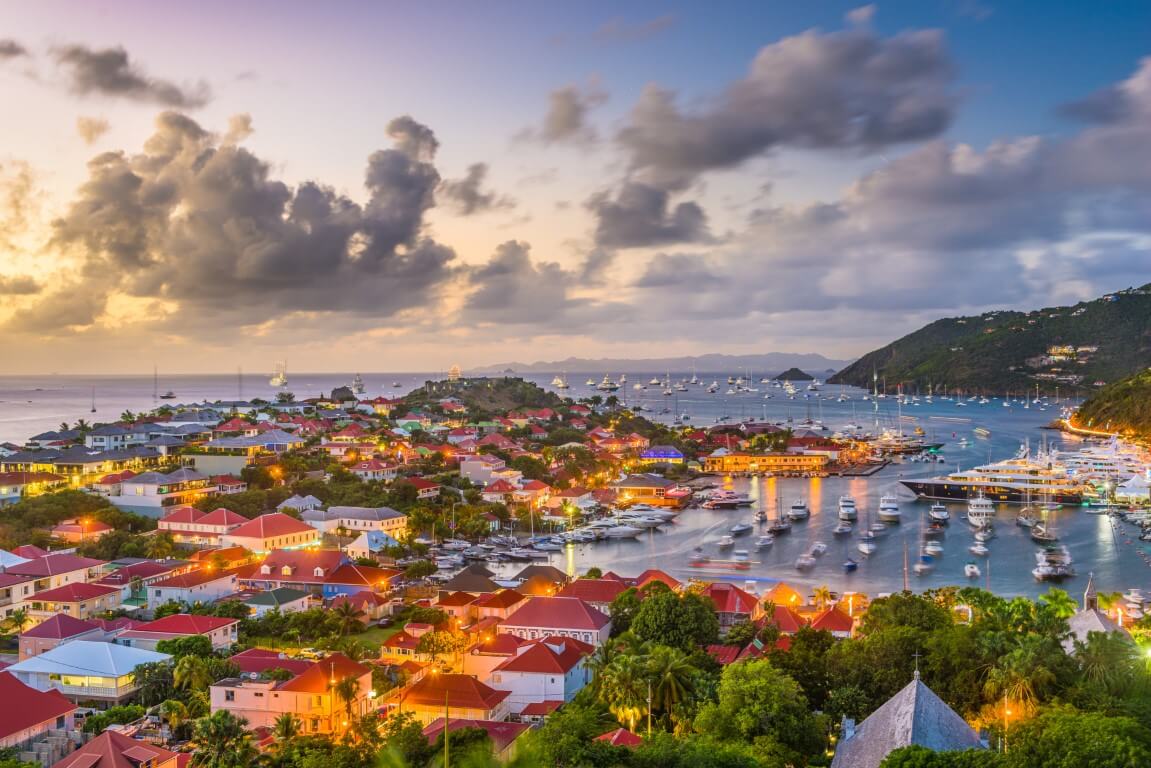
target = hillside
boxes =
[1075,369,1151,437]
[774,368,814,381]
[404,376,565,414]
[829,285,1151,394]
[475,352,851,375]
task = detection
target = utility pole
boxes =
[647,680,653,737]
[443,689,450,768]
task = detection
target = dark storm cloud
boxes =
[9,112,455,334]
[616,24,955,190]
[526,84,607,144]
[53,44,210,107]
[629,57,1151,332]
[439,163,515,215]
[588,181,711,248]
[463,240,629,329]
[0,39,28,59]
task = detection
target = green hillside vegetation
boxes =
[774,367,814,381]
[403,376,565,415]
[1075,368,1151,437]
[830,285,1151,394]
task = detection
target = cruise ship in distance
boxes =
[900,451,1091,505]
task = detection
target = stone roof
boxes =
[830,676,983,768]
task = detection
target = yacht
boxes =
[838,496,858,521]
[269,362,288,388]
[964,562,982,579]
[877,494,902,523]
[352,373,366,395]
[900,451,1089,504]
[969,543,989,557]
[787,500,810,521]
[585,378,597,386]
[966,495,996,528]
[551,374,570,389]
[730,522,754,536]
[1032,545,1074,581]
[717,535,735,549]
[755,534,774,549]
[928,503,950,523]
[604,524,643,539]
[596,375,621,392]
[795,553,817,570]
[649,377,662,386]
[833,521,854,536]
[159,391,176,399]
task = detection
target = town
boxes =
[0,376,1147,768]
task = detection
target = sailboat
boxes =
[90,386,97,414]
[352,373,366,395]
[767,489,791,535]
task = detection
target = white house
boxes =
[147,569,238,609]
[487,637,594,714]
[6,641,170,704]
[499,597,612,647]
[110,468,216,516]
[300,506,408,537]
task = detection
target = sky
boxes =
[1,0,1150,374]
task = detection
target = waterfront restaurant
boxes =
[703,449,829,476]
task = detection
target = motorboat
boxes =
[810,541,828,556]
[1016,512,1038,528]
[795,554,817,570]
[1032,545,1074,581]
[717,535,735,549]
[929,503,950,523]
[730,522,754,536]
[833,521,854,536]
[965,562,982,579]
[753,509,769,523]
[877,494,902,523]
[838,496,858,521]
[732,549,750,561]
[913,556,934,575]
[843,558,859,572]
[755,535,774,549]
[974,527,995,543]
[966,495,995,528]
[787,500,810,520]
[857,539,877,556]
[603,525,643,539]
[923,540,944,557]
[869,522,889,536]
[969,543,989,557]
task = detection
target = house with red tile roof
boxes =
[19,615,104,660]
[50,518,113,543]
[330,422,371,442]
[764,604,806,635]
[403,477,442,500]
[595,728,643,747]
[5,552,106,592]
[401,673,511,725]
[480,478,518,504]
[27,582,121,622]
[157,505,247,546]
[0,671,75,754]
[436,591,479,620]
[810,606,856,638]
[510,479,552,508]
[703,582,764,632]
[118,614,240,651]
[240,550,400,599]
[634,569,681,591]
[328,590,389,621]
[349,459,399,482]
[209,652,371,735]
[422,718,530,762]
[50,727,178,768]
[147,568,238,610]
[500,596,612,647]
[213,474,248,494]
[556,578,629,613]
[488,636,593,714]
[221,512,320,552]
[473,589,526,621]
[228,648,314,677]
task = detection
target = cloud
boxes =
[0,275,40,294]
[52,44,210,107]
[223,113,253,144]
[626,56,1151,337]
[616,23,955,190]
[0,39,28,59]
[845,5,877,26]
[526,83,608,145]
[1059,55,1151,124]
[75,116,110,144]
[439,163,515,215]
[463,240,629,330]
[587,181,712,248]
[9,111,456,335]
[595,15,677,43]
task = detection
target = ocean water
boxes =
[2,372,1147,598]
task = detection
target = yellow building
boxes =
[703,451,828,476]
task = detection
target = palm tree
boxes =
[3,607,29,634]
[159,699,189,735]
[174,655,212,692]
[148,532,176,561]
[812,586,833,611]
[983,636,1061,715]
[1039,588,1078,619]
[191,711,254,768]
[331,675,360,730]
[599,654,648,732]
[272,712,301,744]
[644,645,696,717]
[1075,631,1141,695]
[332,602,366,635]
[120,410,137,423]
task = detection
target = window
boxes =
[225,690,235,701]
[254,692,264,698]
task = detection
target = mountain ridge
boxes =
[829,284,1151,394]
[474,352,851,375]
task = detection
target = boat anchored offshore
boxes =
[877,494,902,523]
[929,503,950,523]
[966,495,995,528]
[787,499,810,521]
[838,496,858,521]
[900,449,1090,505]
[965,562,982,579]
